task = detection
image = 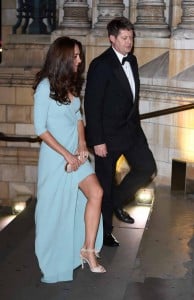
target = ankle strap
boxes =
[81,248,95,253]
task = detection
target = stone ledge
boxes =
[0,146,39,165]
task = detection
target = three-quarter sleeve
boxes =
[34,79,50,136]
[75,109,82,121]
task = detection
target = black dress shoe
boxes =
[103,233,120,247]
[114,208,135,224]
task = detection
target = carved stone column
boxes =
[94,0,125,32]
[60,0,90,30]
[134,0,170,37]
[173,0,194,38]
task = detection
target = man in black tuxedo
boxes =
[84,17,157,247]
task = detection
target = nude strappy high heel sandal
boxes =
[81,247,100,258]
[80,248,106,273]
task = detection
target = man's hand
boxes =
[94,144,108,157]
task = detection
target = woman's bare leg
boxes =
[79,173,103,268]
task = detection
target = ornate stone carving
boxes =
[134,0,170,37]
[94,0,125,32]
[60,0,90,29]
[173,0,194,38]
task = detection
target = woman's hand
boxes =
[76,142,89,164]
[64,152,82,172]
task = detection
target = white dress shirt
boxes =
[112,47,135,101]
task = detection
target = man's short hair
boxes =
[107,17,134,37]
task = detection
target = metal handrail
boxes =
[140,103,194,120]
[0,103,194,142]
[0,132,40,143]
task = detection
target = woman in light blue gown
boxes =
[33,37,106,283]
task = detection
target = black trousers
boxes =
[95,141,157,235]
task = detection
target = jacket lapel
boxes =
[107,48,136,101]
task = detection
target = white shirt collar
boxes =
[112,47,126,64]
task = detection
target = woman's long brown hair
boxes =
[33,36,85,104]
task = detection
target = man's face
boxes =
[110,29,133,56]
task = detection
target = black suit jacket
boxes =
[84,47,147,151]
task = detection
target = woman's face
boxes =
[73,44,82,72]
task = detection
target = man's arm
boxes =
[84,59,109,148]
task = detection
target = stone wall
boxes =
[0,83,39,204]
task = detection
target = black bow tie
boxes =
[122,54,131,65]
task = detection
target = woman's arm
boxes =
[34,81,81,170]
[40,131,81,169]
[77,120,88,162]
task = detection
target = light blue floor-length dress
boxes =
[34,78,103,283]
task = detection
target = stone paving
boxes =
[0,184,194,300]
